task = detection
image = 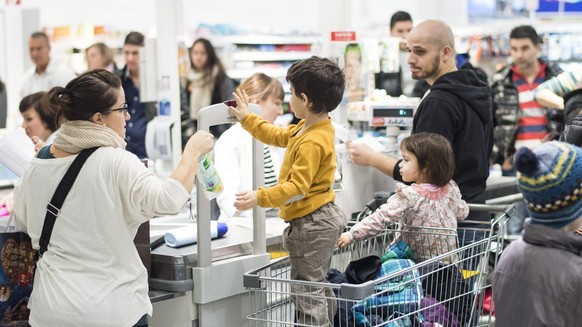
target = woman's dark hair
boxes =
[190,38,227,86]
[45,69,121,124]
[286,56,345,114]
[19,91,58,132]
[400,132,455,187]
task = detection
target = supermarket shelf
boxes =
[213,34,320,46]
[231,51,312,62]
[228,67,290,80]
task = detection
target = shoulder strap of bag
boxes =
[39,147,99,256]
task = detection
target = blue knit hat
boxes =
[514,141,582,228]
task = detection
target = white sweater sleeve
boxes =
[111,149,190,222]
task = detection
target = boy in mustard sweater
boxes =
[228,56,347,326]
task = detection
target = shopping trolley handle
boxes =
[467,203,510,213]
[242,256,289,289]
[243,272,261,289]
[340,282,376,301]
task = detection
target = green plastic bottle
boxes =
[196,153,224,199]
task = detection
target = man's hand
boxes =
[234,191,258,211]
[229,89,250,121]
[346,141,376,167]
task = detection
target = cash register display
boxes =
[370,106,415,127]
[373,108,414,118]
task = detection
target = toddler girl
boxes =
[337,132,469,262]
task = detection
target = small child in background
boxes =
[228,56,347,326]
[337,132,469,263]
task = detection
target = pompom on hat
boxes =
[514,141,582,228]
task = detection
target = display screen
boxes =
[373,107,414,118]
[537,0,582,13]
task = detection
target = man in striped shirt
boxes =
[491,25,562,176]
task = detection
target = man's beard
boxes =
[411,54,440,80]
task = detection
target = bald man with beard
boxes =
[348,20,493,230]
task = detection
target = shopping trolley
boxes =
[244,204,513,327]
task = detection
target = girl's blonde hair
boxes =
[239,73,284,103]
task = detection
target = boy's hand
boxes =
[234,191,258,211]
[229,89,250,121]
[337,232,352,249]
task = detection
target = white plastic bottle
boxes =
[164,221,229,247]
[196,153,224,199]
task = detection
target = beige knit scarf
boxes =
[52,120,126,154]
[185,66,218,119]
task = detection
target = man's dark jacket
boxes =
[394,69,494,221]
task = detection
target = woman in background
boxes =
[0,91,59,216]
[214,73,284,219]
[19,91,59,145]
[85,42,120,74]
[181,37,235,138]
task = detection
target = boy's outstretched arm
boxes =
[229,89,250,121]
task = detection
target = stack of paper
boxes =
[0,129,35,177]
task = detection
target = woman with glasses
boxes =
[13,69,214,327]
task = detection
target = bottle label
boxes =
[197,154,224,197]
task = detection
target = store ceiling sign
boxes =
[331,31,356,42]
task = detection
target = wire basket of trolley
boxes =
[243,203,514,326]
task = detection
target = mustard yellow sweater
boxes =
[241,113,336,221]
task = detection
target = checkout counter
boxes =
[0,103,520,327]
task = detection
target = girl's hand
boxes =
[31,136,45,154]
[234,191,258,211]
[229,89,250,121]
[337,232,352,249]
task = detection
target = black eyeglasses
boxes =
[110,103,129,115]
